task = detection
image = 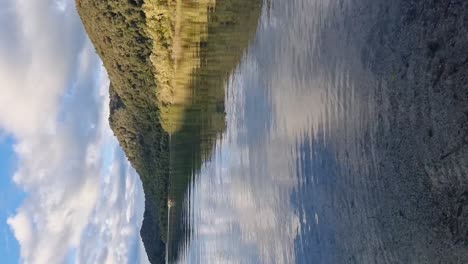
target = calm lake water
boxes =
[166,0,468,263]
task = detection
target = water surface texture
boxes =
[169,0,468,263]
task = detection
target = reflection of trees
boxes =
[165,0,263,262]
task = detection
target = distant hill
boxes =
[76,0,261,262]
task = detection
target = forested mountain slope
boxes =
[76,1,168,262]
[76,0,261,262]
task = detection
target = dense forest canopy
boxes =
[76,0,261,262]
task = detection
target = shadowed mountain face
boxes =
[76,0,261,262]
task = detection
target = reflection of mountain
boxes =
[166,1,263,261]
[76,0,261,263]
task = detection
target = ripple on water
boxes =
[172,0,468,263]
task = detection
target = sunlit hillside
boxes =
[76,0,261,262]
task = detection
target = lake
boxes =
[165,0,468,263]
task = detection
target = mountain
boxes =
[76,0,261,262]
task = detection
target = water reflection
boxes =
[165,0,262,262]
[172,0,468,263]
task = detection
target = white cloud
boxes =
[0,0,85,138]
[0,0,149,263]
[75,142,147,264]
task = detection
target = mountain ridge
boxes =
[76,0,262,262]
[76,1,168,262]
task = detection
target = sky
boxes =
[0,0,150,263]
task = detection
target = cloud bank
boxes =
[0,0,149,263]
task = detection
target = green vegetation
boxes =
[144,0,216,133]
[165,1,262,261]
[76,0,261,262]
[76,1,168,262]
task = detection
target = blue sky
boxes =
[0,136,22,263]
[0,0,150,263]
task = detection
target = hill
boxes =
[76,0,261,262]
